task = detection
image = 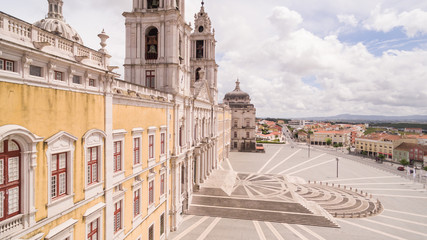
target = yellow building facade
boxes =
[0,0,230,239]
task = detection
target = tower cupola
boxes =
[34,0,84,44]
[47,0,64,20]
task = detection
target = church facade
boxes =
[0,0,230,239]
[224,80,257,152]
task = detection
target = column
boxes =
[196,154,201,186]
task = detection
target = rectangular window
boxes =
[161,133,165,155]
[160,213,165,235]
[134,189,140,217]
[134,138,140,165]
[114,141,122,172]
[87,146,99,185]
[89,79,96,87]
[87,218,99,240]
[51,153,67,199]
[0,59,14,72]
[246,132,250,138]
[146,70,155,89]
[160,174,165,196]
[114,201,122,233]
[149,180,154,205]
[73,75,81,84]
[196,40,204,59]
[54,71,63,81]
[30,65,42,77]
[149,135,154,159]
[148,225,154,240]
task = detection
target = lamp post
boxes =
[336,158,339,178]
[308,134,311,158]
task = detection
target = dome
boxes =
[34,18,83,44]
[34,0,84,45]
[224,79,250,100]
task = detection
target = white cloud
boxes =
[268,7,303,37]
[337,14,359,27]
[364,6,427,37]
[3,0,427,118]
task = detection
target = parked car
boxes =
[397,166,405,171]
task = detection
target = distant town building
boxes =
[355,133,417,159]
[405,128,423,134]
[311,131,351,146]
[393,143,427,167]
[289,120,306,128]
[224,80,257,152]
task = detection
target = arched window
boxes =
[147,0,159,9]
[0,140,21,221]
[195,68,201,81]
[146,28,159,60]
[0,125,43,234]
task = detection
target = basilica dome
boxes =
[34,0,83,45]
[224,79,250,101]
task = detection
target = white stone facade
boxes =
[123,0,225,230]
[224,80,257,152]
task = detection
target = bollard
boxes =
[332,183,335,187]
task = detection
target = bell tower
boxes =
[123,0,190,93]
[190,1,218,103]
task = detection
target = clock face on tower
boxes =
[198,26,204,33]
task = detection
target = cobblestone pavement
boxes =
[169,144,427,240]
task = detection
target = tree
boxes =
[333,143,339,148]
[378,154,385,163]
[326,138,332,146]
[338,143,343,147]
[424,166,427,171]
[400,159,409,166]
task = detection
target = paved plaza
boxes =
[169,144,427,240]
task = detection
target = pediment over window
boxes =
[83,129,106,146]
[45,131,78,152]
[194,79,213,103]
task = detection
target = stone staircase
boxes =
[189,187,339,228]
[295,182,383,218]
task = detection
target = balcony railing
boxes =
[0,214,23,237]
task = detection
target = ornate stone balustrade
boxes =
[0,214,23,237]
[113,79,172,102]
[0,12,108,70]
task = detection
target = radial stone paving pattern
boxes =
[188,171,381,228]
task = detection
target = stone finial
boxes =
[98,29,109,53]
[234,79,241,91]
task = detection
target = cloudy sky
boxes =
[3,0,427,118]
